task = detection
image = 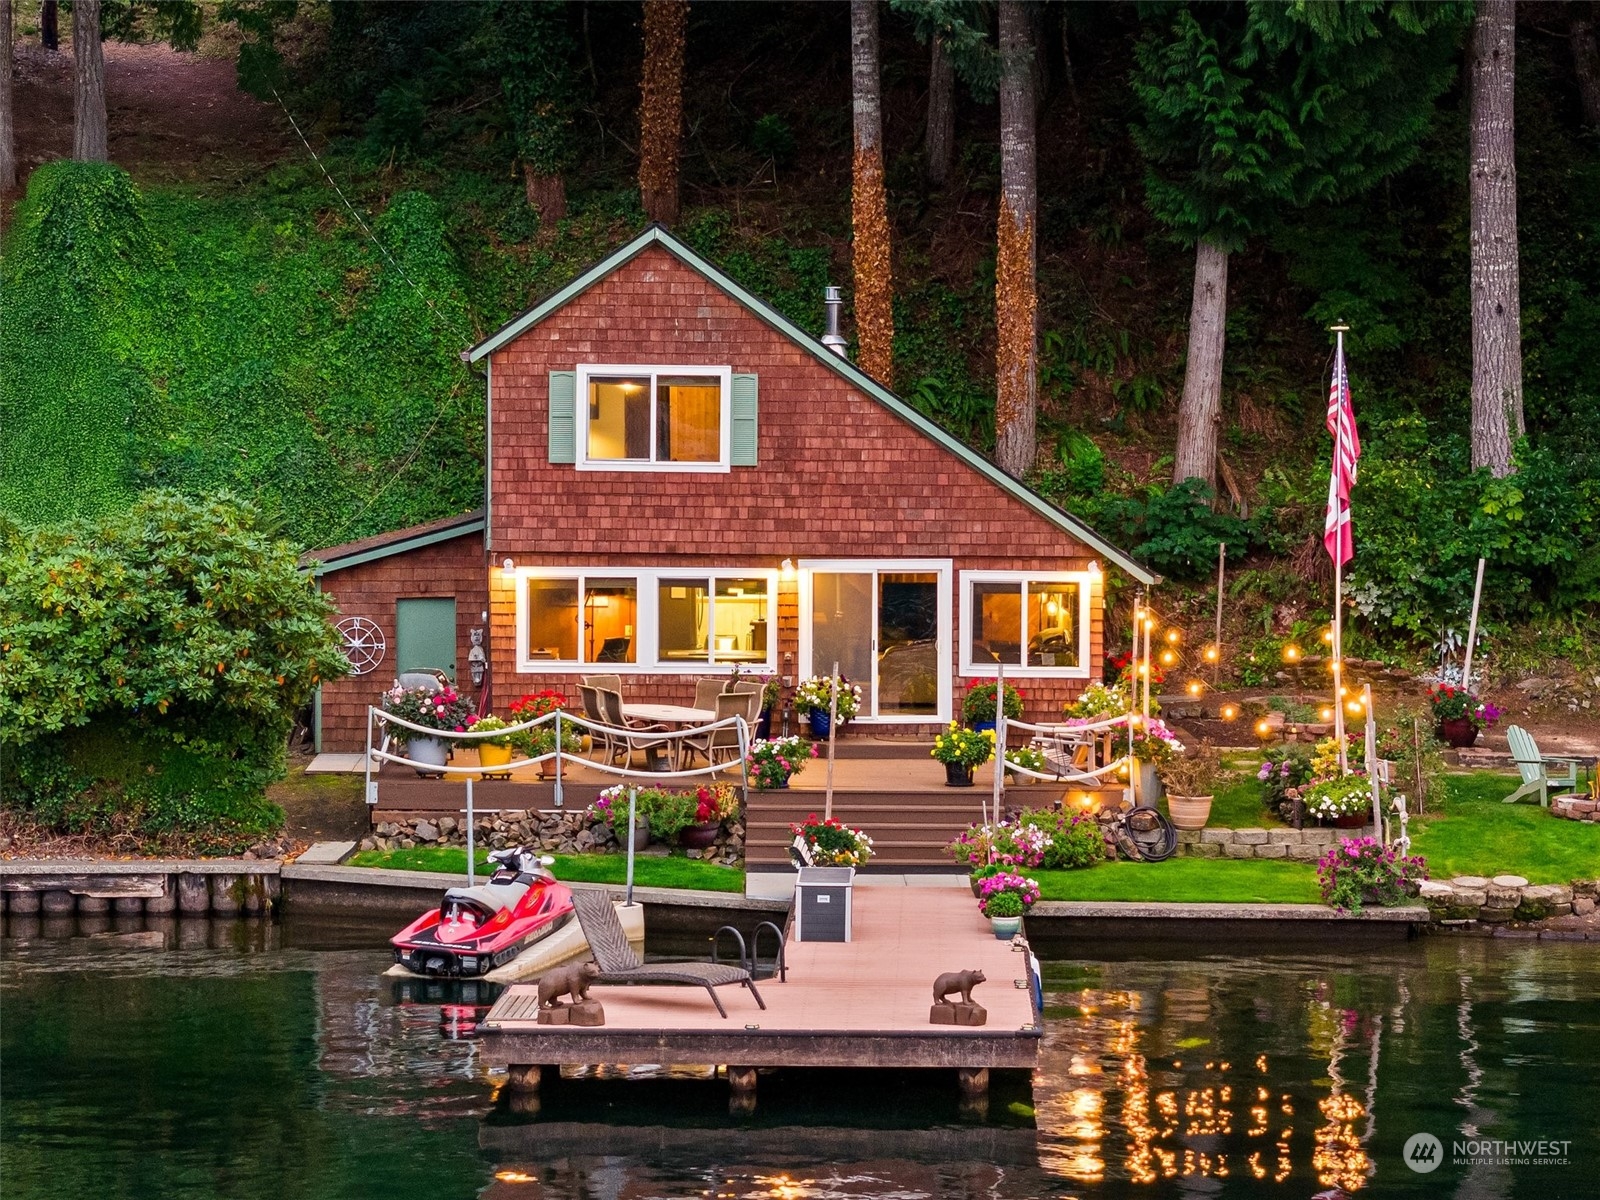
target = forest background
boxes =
[2,0,1598,681]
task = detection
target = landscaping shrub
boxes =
[0,492,346,849]
[1316,836,1428,913]
[1020,809,1106,870]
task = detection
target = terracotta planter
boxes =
[1436,717,1478,748]
[943,761,976,787]
[1166,794,1213,831]
[678,821,720,850]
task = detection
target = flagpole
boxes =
[1330,325,1350,774]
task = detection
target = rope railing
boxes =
[995,711,1137,783]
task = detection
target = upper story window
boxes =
[959,571,1093,678]
[578,365,732,472]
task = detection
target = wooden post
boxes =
[1411,716,1425,815]
[824,662,839,821]
[728,1065,758,1114]
[957,1066,990,1099]
[1363,684,1382,839]
[991,660,1006,826]
[506,1064,543,1093]
[1213,541,1226,683]
[1461,556,1486,687]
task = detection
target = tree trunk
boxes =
[1573,12,1600,129]
[925,33,953,188]
[1468,0,1522,477]
[523,163,566,224]
[41,0,56,51]
[638,0,687,226]
[72,0,106,162]
[994,0,1037,479]
[850,0,893,386]
[0,0,15,191]
[1172,239,1229,491]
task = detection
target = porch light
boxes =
[780,558,796,581]
[501,557,515,576]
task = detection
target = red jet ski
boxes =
[391,847,574,978]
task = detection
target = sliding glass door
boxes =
[801,561,951,722]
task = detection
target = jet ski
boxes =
[390,846,575,978]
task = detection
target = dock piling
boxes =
[727,1066,758,1114]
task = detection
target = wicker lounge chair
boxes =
[571,891,766,1018]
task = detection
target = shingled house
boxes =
[308,225,1151,753]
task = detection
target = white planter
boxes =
[405,735,448,776]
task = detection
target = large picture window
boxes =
[959,572,1092,677]
[515,568,774,672]
[578,365,731,471]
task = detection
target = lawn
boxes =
[1407,771,1600,884]
[1184,753,1284,829]
[1034,857,1322,904]
[344,847,746,893]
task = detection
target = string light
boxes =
[1321,629,1334,643]
[1221,704,1238,720]
[1319,707,1334,721]
[1203,646,1219,662]
[1160,650,1177,666]
[1282,645,1300,662]
[1144,617,1156,631]
[1187,681,1204,696]
[1165,630,1180,644]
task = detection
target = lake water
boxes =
[2,913,1596,1199]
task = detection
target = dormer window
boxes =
[577,365,732,471]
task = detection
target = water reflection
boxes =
[2,915,1597,1199]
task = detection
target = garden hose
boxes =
[1122,805,1179,863]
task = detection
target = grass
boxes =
[1034,858,1322,904]
[1407,771,1600,884]
[1187,755,1285,829]
[344,847,746,893]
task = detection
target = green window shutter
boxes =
[730,373,759,466]
[548,371,577,463]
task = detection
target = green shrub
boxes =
[1020,809,1106,870]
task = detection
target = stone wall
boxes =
[361,808,745,866]
[1172,826,1360,860]
[1550,795,1598,822]
[1418,875,1597,923]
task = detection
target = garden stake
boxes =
[1411,717,1425,815]
[1213,541,1225,685]
[1462,556,1486,687]
[824,662,839,822]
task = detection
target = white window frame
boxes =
[958,570,1094,679]
[513,566,778,674]
[575,364,733,473]
[797,558,953,724]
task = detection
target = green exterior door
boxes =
[396,598,458,681]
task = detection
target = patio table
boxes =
[620,703,717,771]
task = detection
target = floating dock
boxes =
[477,886,1041,1107]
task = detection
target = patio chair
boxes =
[571,891,766,1018]
[597,687,676,770]
[582,674,622,696]
[691,678,726,713]
[576,684,621,765]
[1504,725,1582,807]
[680,692,750,769]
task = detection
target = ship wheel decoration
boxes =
[335,616,387,676]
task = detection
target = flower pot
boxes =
[678,820,720,850]
[969,719,997,734]
[1166,793,1213,831]
[1436,717,1478,748]
[405,735,448,777]
[755,709,773,740]
[944,761,976,787]
[990,914,1023,940]
[477,743,513,779]
[1137,762,1164,805]
[621,816,651,849]
[755,777,791,790]
[806,710,832,740]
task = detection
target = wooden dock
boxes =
[477,886,1040,1107]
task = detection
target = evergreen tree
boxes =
[851,0,894,386]
[639,0,688,227]
[1132,2,1468,492]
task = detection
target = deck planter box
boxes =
[794,866,854,942]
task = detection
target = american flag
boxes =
[1323,337,1360,566]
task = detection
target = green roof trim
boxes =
[466,226,1155,584]
[307,514,486,577]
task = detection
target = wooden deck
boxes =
[477,886,1040,1086]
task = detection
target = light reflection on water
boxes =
[2,915,1597,1199]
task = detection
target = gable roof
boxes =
[467,226,1154,584]
[303,509,485,577]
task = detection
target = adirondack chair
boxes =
[1503,725,1582,807]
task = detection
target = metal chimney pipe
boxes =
[821,286,848,357]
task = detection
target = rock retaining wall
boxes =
[1419,875,1598,923]
[1172,826,1360,860]
[360,810,745,866]
[1550,795,1598,822]
[1,867,281,917]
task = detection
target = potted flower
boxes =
[1257,746,1316,818]
[976,872,1041,939]
[1426,684,1500,748]
[1062,681,1129,720]
[509,723,584,776]
[1316,836,1428,913]
[469,715,515,777]
[1003,744,1049,784]
[381,684,478,775]
[1155,744,1222,830]
[960,680,1024,731]
[789,814,874,868]
[930,721,995,787]
[681,782,740,850]
[1302,774,1374,828]
[793,676,862,740]
[1129,717,1184,802]
[758,675,783,739]
[746,735,816,789]
[946,819,1048,891]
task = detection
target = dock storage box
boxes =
[794,867,855,942]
